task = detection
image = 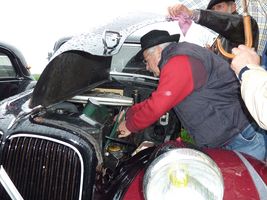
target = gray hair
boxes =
[146,42,172,54]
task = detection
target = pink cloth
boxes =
[170,13,192,36]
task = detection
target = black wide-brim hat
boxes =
[135,30,180,60]
[207,0,235,10]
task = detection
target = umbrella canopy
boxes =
[236,0,267,54]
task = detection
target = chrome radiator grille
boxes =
[0,135,82,200]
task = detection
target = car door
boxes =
[0,44,35,101]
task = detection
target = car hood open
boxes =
[30,12,168,108]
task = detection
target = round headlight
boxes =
[143,148,224,200]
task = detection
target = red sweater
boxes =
[126,55,197,132]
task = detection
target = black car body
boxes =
[0,12,266,200]
[0,41,36,101]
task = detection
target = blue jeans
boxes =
[224,123,267,161]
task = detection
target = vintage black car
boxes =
[0,41,36,101]
[0,13,266,200]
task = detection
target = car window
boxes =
[0,53,16,78]
[111,43,142,72]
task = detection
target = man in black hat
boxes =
[117,29,267,161]
[207,0,236,12]
[168,1,259,61]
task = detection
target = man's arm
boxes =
[168,4,259,50]
[197,10,259,49]
[241,67,267,130]
[231,45,267,130]
[117,55,207,138]
[125,55,195,133]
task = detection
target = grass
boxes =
[32,74,40,80]
[180,129,195,144]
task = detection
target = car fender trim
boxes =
[234,150,267,199]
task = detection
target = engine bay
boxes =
[34,78,181,193]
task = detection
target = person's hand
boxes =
[168,4,193,18]
[231,45,260,75]
[113,110,125,122]
[117,120,131,138]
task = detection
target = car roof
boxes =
[0,41,28,68]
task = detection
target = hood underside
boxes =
[30,50,111,108]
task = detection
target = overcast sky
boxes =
[1,0,183,74]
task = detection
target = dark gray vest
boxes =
[159,42,250,147]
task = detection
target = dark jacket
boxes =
[197,10,259,60]
[159,42,250,147]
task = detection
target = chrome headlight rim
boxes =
[143,148,224,200]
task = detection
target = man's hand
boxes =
[168,4,193,18]
[114,110,125,122]
[231,45,260,74]
[117,120,131,138]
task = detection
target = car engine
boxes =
[37,78,181,193]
